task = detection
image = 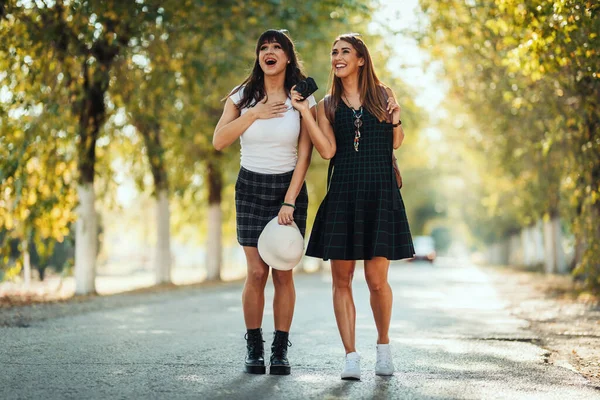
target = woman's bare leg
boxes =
[242,247,269,329]
[331,260,357,353]
[364,257,392,344]
[271,269,295,331]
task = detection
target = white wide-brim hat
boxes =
[257,217,304,271]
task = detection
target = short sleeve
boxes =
[307,95,317,109]
[229,85,244,106]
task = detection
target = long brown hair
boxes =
[325,34,389,124]
[228,29,307,109]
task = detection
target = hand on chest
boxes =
[241,100,301,144]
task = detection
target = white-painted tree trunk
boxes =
[508,234,522,266]
[521,227,534,266]
[533,220,545,264]
[543,219,556,273]
[205,204,222,281]
[552,217,567,274]
[521,223,548,267]
[154,189,171,284]
[543,217,567,274]
[487,241,509,265]
[22,239,31,287]
[75,183,97,295]
[571,235,586,271]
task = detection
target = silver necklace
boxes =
[344,94,363,152]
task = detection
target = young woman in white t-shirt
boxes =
[213,29,316,376]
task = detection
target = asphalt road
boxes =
[1,259,599,399]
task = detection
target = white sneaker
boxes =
[341,351,361,380]
[375,344,395,376]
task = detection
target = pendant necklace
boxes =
[344,94,363,152]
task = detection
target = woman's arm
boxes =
[291,94,336,159]
[385,87,405,149]
[213,97,288,151]
[393,125,405,150]
[278,106,316,225]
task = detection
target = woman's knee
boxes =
[244,247,269,285]
[365,270,388,292]
[247,267,268,284]
[272,269,294,288]
[331,268,355,289]
[366,278,386,292]
[364,258,390,292]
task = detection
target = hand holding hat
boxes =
[257,217,304,271]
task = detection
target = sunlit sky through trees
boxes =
[373,0,446,115]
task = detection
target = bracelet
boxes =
[281,202,296,210]
[392,120,402,127]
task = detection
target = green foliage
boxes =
[163,0,381,242]
[419,0,600,291]
[0,0,166,277]
[0,46,78,275]
[0,1,375,258]
[1,0,430,278]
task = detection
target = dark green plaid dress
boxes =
[306,102,414,261]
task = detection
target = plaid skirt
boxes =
[235,167,308,247]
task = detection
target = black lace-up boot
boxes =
[269,330,292,375]
[244,328,265,374]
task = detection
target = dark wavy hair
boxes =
[325,34,389,124]
[228,29,307,109]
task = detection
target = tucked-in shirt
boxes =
[230,86,317,174]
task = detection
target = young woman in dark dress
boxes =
[291,33,414,380]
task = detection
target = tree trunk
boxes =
[22,239,31,287]
[487,241,509,265]
[154,189,171,284]
[138,121,172,285]
[570,234,586,272]
[542,219,556,274]
[543,216,567,274]
[48,8,123,295]
[508,233,522,266]
[205,159,222,281]
[75,183,97,294]
[533,220,545,265]
[521,226,538,267]
[73,59,109,295]
[553,217,568,274]
[206,204,222,281]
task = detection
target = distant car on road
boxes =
[412,236,436,262]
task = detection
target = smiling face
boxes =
[331,40,365,79]
[257,40,290,77]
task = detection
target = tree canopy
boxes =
[419,0,599,290]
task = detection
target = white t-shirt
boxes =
[230,86,317,174]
